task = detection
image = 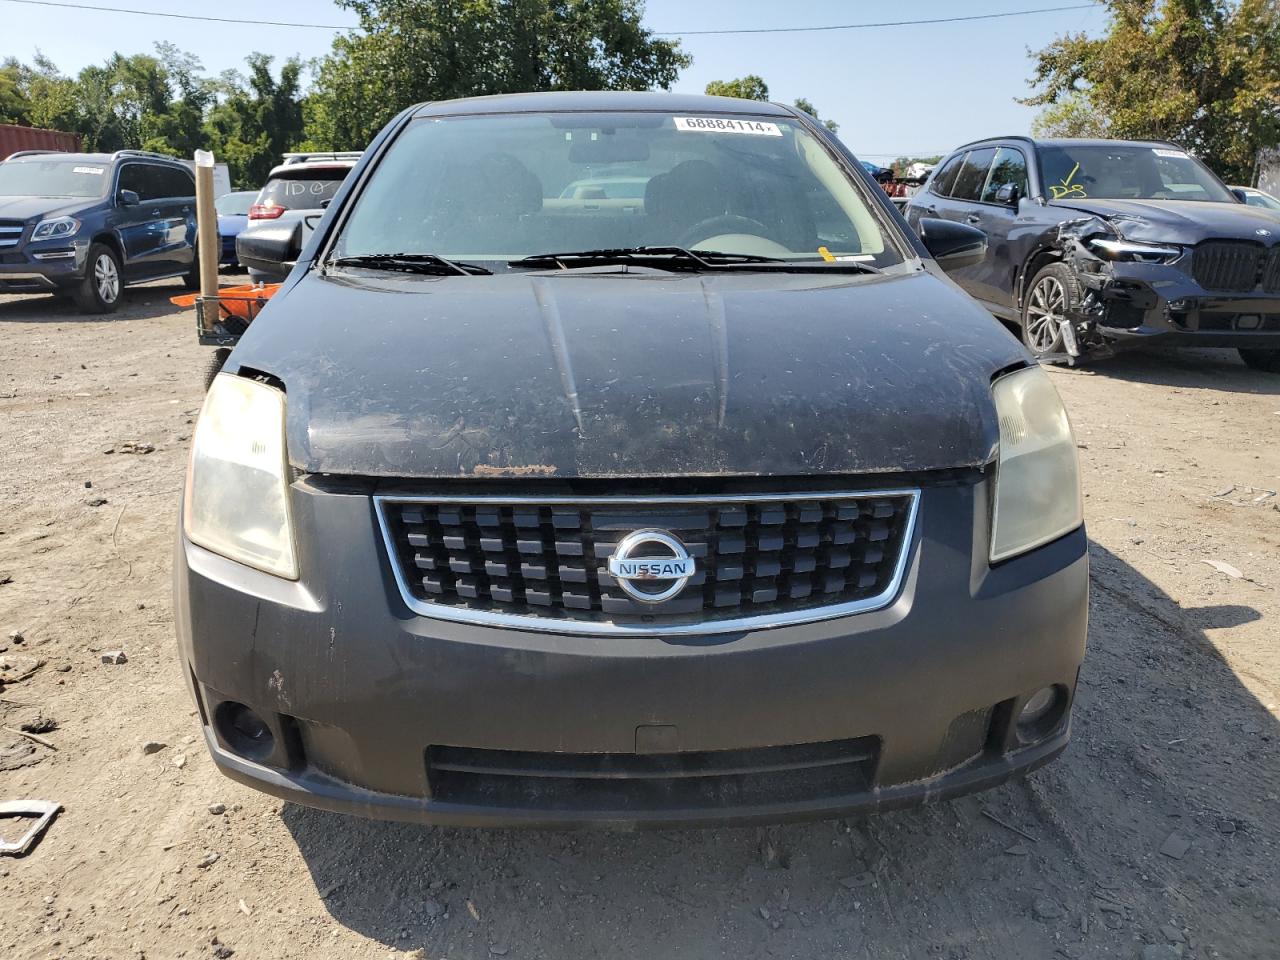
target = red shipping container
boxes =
[0,124,82,160]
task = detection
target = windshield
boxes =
[257,168,351,211]
[1243,189,1280,211]
[332,112,901,267]
[1038,144,1234,203]
[0,158,110,198]
[215,191,256,216]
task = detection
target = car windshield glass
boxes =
[258,169,349,211]
[1244,190,1280,211]
[0,159,110,198]
[215,192,255,216]
[1038,144,1234,203]
[332,111,901,267]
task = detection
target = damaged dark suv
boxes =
[174,92,1088,828]
[906,137,1280,371]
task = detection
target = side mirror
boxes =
[917,217,987,273]
[117,189,140,207]
[995,183,1021,206]
[1231,187,1249,203]
[236,220,303,279]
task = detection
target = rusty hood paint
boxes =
[231,266,1027,479]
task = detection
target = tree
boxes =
[305,0,691,149]
[1029,92,1110,139]
[205,54,306,187]
[1024,0,1280,183]
[705,75,769,101]
[704,78,838,133]
[792,96,839,134]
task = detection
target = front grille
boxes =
[0,220,23,249]
[1262,248,1280,293]
[1192,241,1264,292]
[376,490,917,634]
[426,737,879,811]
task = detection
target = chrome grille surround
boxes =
[374,489,920,636]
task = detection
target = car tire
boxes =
[1238,348,1280,373]
[184,246,203,291]
[203,347,232,391]
[74,243,123,314]
[1021,262,1081,357]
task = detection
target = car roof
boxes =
[4,149,188,166]
[949,135,1182,154]
[411,90,797,118]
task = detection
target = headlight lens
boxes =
[183,373,298,579]
[31,216,80,240]
[990,366,1083,563]
[1087,237,1181,263]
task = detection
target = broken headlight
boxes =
[989,366,1083,563]
[183,373,298,579]
[1087,238,1182,263]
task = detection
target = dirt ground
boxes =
[1,279,1277,960]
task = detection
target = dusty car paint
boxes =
[229,267,1024,479]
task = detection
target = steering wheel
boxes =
[678,214,777,248]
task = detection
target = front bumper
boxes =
[1077,259,1280,349]
[174,478,1089,828]
[0,240,89,292]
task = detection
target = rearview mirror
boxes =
[117,189,140,207]
[917,217,987,273]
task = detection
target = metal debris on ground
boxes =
[980,806,1038,842]
[0,799,61,856]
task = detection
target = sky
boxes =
[3,0,1112,160]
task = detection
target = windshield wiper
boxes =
[508,246,879,273]
[509,246,786,271]
[327,253,492,276]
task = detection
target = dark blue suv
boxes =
[0,149,199,312]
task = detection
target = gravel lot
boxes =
[1,279,1277,960]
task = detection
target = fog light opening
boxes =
[1015,685,1066,743]
[215,701,275,761]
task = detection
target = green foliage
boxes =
[1025,0,1280,182]
[1,2,691,183]
[792,96,839,134]
[705,75,769,101]
[306,0,692,149]
[704,79,838,133]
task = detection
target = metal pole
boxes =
[194,149,219,306]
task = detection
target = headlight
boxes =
[1087,237,1181,263]
[183,373,297,579]
[31,216,80,241]
[990,366,1083,563]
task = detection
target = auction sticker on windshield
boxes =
[674,117,782,136]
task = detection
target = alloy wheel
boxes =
[95,254,119,304]
[1025,275,1066,353]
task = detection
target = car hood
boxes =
[231,267,1027,479]
[1050,198,1280,245]
[0,195,92,221]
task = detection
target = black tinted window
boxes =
[929,154,964,197]
[155,165,194,199]
[118,163,164,201]
[982,147,1028,203]
[951,148,996,202]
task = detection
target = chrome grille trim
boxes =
[374,489,920,636]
